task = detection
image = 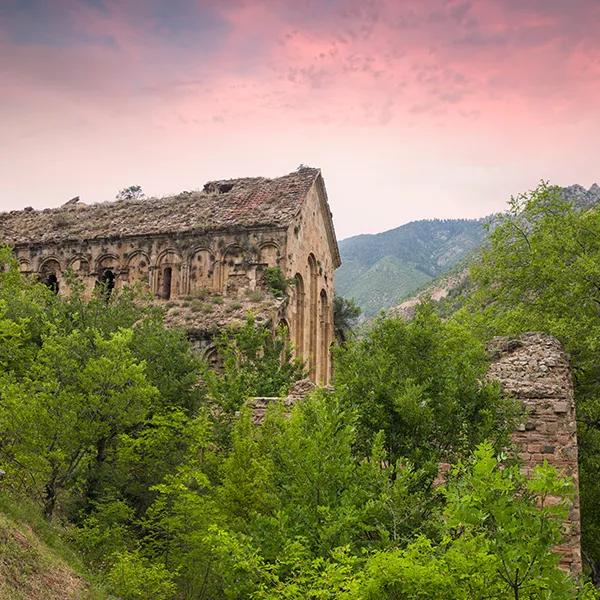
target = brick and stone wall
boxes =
[487,333,581,574]
[249,379,316,424]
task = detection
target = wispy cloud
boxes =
[1,0,599,236]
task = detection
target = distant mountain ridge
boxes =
[336,218,488,316]
[560,183,600,210]
[336,184,600,317]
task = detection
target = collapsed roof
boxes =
[0,167,321,245]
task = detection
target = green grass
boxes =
[0,493,108,600]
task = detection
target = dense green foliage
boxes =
[337,218,487,315]
[458,183,600,582]
[334,307,518,468]
[262,267,289,298]
[332,294,361,342]
[0,243,596,597]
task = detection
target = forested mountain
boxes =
[336,184,600,316]
[336,218,487,315]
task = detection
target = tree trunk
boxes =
[84,436,107,510]
[43,480,57,520]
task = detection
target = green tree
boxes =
[333,294,361,342]
[204,315,304,442]
[141,393,442,598]
[461,182,600,580]
[0,328,157,518]
[333,304,517,470]
[263,267,289,298]
[254,443,590,600]
[116,185,145,202]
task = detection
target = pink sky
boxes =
[1,0,599,238]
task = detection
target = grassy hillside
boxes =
[338,255,432,317]
[336,218,487,315]
[0,494,104,600]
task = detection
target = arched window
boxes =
[96,269,116,299]
[45,273,59,294]
[39,259,61,294]
[155,249,181,299]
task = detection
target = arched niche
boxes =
[293,273,305,360]
[221,245,247,295]
[126,251,150,288]
[189,247,215,294]
[96,254,119,272]
[202,345,220,370]
[18,259,31,274]
[319,289,330,384]
[307,254,318,381]
[156,249,182,300]
[68,256,90,276]
[277,318,291,355]
[259,242,279,268]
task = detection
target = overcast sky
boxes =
[1,0,599,239]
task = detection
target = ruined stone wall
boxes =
[11,216,336,384]
[13,227,288,300]
[285,181,337,384]
[487,333,581,574]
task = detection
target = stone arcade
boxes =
[0,167,341,384]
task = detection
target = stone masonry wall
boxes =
[486,333,581,574]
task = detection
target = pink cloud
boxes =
[1,0,599,237]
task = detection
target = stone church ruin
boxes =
[0,167,340,384]
[0,168,582,570]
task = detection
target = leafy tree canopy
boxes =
[458,182,600,580]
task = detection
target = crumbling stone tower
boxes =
[487,333,581,574]
[0,167,341,384]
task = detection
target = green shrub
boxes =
[107,551,176,600]
[263,267,288,298]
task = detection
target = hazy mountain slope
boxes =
[338,255,432,316]
[336,184,600,317]
[385,183,600,319]
[336,219,487,315]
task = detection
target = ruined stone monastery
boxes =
[0,167,584,570]
[0,166,340,384]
